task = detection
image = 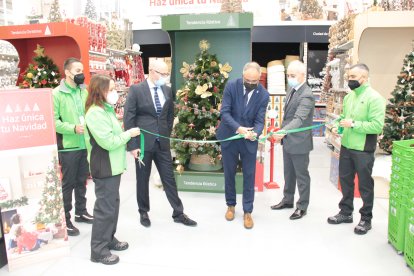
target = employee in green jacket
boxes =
[327,63,386,235]
[53,58,94,236]
[85,75,140,265]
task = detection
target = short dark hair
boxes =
[350,63,370,73]
[64,57,81,71]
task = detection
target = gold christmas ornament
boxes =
[176,164,184,174]
[199,40,210,51]
[34,44,45,57]
[180,62,190,77]
[219,63,232,78]
[26,72,33,79]
[195,84,212,98]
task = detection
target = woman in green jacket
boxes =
[85,74,140,265]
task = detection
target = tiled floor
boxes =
[1,138,412,276]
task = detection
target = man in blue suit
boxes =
[216,62,269,229]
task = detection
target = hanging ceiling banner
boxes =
[130,0,350,29]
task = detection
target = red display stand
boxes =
[338,174,361,198]
[255,160,264,192]
[0,22,90,84]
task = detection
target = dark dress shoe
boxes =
[290,208,306,220]
[174,214,197,227]
[91,254,119,265]
[270,202,294,210]
[109,241,129,251]
[140,212,151,227]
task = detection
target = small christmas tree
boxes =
[35,156,64,224]
[172,40,232,171]
[107,21,124,50]
[84,0,97,21]
[48,0,62,22]
[379,44,414,153]
[220,0,243,13]
[300,0,323,20]
[19,44,60,89]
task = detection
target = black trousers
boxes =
[91,174,121,259]
[135,141,184,218]
[58,150,89,221]
[338,146,375,220]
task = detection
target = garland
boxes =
[0,196,29,210]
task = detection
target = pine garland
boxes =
[0,196,29,210]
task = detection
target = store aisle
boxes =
[1,138,411,276]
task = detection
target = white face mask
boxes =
[106,90,119,105]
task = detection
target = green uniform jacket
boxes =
[340,83,386,152]
[85,103,131,178]
[53,79,88,151]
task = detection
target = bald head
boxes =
[287,60,306,84]
[149,59,170,84]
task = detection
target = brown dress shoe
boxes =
[225,206,235,221]
[244,213,254,229]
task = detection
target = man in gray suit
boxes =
[123,60,197,228]
[270,60,315,220]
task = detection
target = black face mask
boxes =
[348,80,361,90]
[244,82,258,92]
[73,73,85,86]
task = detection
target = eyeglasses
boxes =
[243,78,259,85]
[153,69,170,78]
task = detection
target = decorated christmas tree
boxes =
[107,21,124,50]
[19,44,60,89]
[35,157,64,224]
[220,0,243,13]
[300,0,323,20]
[84,0,97,21]
[379,45,414,153]
[48,0,62,22]
[172,40,232,172]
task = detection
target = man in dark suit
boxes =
[270,60,315,220]
[123,59,197,228]
[216,62,270,229]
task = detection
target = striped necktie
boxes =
[154,86,162,116]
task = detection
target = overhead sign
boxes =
[0,89,56,151]
[162,13,253,31]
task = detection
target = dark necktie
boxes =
[285,88,296,107]
[154,87,162,116]
[244,90,250,107]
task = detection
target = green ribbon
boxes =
[136,118,339,163]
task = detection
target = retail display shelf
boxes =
[332,40,354,53]
[89,50,109,57]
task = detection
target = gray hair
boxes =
[243,62,261,75]
[287,60,306,74]
[350,63,370,75]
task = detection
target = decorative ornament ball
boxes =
[132,43,140,52]
[26,72,33,79]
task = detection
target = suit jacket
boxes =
[281,83,315,154]
[216,78,270,154]
[124,80,174,152]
